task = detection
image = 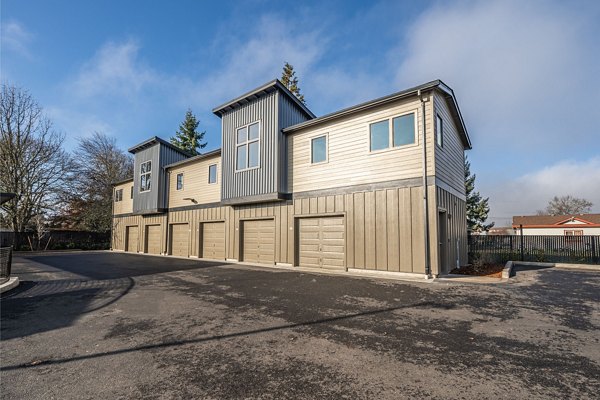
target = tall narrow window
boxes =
[130,186,134,199]
[140,161,152,192]
[370,120,389,151]
[236,121,260,170]
[115,189,123,202]
[176,173,184,190]
[311,135,327,164]
[436,115,444,147]
[208,164,217,184]
[393,114,415,146]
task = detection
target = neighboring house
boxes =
[512,214,600,236]
[112,79,471,277]
[487,227,515,236]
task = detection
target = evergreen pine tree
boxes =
[281,62,306,104]
[465,155,494,232]
[170,109,207,155]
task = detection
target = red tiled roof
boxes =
[512,214,600,227]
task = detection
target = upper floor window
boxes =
[311,135,327,164]
[208,164,217,184]
[369,112,416,152]
[236,121,260,171]
[114,189,123,202]
[130,186,134,199]
[176,173,184,190]
[140,161,151,192]
[436,115,444,147]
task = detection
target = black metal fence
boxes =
[1,246,12,284]
[468,234,600,265]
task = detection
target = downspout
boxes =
[164,170,171,255]
[110,187,114,250]
[418,89,432,278]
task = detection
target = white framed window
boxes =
[311,135,328,164]
[564,230,583,236]
[114,189,123,202]
[140,161,152,192]
[369,112,416,152]
[236,121,260,171]
[208,164,217,184]
[436,115,444,147]
[176,173,184,190]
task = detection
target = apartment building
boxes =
[112,79,471,277]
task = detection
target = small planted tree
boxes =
[170,109,207,156]
[281,62,306,104]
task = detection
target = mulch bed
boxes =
[450,263,504,278]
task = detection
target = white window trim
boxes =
[176,173,184,191]
[208,164,218,184]
[368,110,419,154]
[310,133,329,165]
[235,120,261,172]
[436,114,444,148]
[139,160,152,193]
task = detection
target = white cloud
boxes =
[1,20,33,58]
[394,1,600,152]
[482,157,600,226]
[71,40,158,98]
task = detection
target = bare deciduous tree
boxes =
[0,84,71,241]
[537,195,593,215]
[62,132,133,231]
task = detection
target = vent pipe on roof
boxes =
[418,89,432,278]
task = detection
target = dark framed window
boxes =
[176,173,184,190]
[130,186,133,199]
[115,189,123,202]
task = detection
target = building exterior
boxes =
[512,214,600,236]
[112,79,471,277]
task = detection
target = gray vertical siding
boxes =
[133,146,161,213]
[278,93,312,193]
[133,143,188,213]
[221,91,279,200]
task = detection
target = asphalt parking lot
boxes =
[1,252,599,399]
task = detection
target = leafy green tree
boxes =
[281,62,305,104]
[539,195,592,215]
[171,109,207,155]
[465,155,494,232]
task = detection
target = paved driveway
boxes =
[1,252,599,399]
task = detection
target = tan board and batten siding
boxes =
[288,95,435,193]
[168,155,221,208]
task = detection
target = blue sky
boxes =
[2,0,600,225]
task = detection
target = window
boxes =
[370,112,416,152]
[130,186,134,199]
[565,230,583,236]
[236,121,260,171]
[114,189,123,202]
[208,164,217,184]
[176,173,184,190]
[311,135,327,164]
[436,115,443,147]
[140,161,151,192]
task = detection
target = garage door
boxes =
[125,226,139,253]
[145,225,161,254]
[202,222,225,260]
[242,219,274,264]
[298,217,345,269]
[170,223,189,257]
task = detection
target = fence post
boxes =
[519,224,524,261]
[592,237,598,264]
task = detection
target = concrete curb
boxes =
[434,274,505,284]
[510,260,600,271]
[502,261,513,279]
[0,276,20,294]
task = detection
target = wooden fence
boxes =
[468,234,600,265]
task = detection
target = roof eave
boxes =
[164,148,222,169]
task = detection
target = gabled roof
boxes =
[512,214,600,228]
[282,79,472,149]
[112,177,134,186]
[212,79,315,119]
[165,148,222,169]
[128,136,193,157]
